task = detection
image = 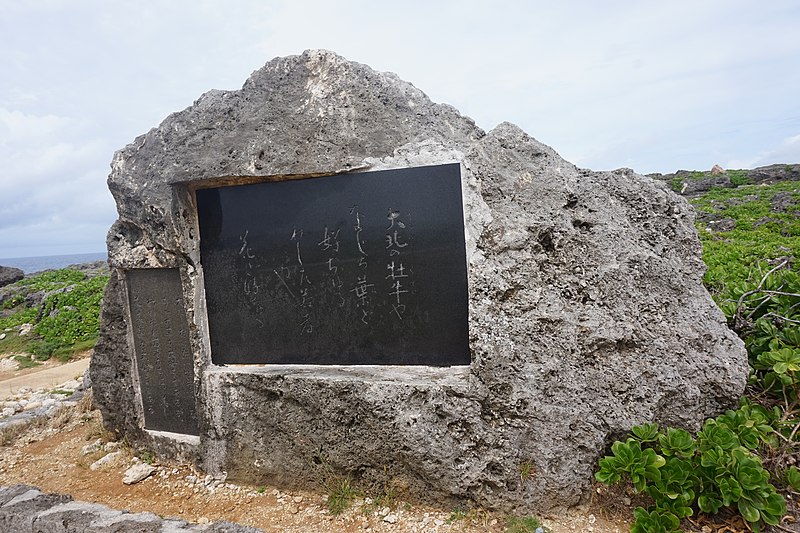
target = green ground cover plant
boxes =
[694,181,800,295]
[597,179,800,532]
[0,268,108,362]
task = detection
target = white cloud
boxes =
[727,134,800,169]
[0,108,71,142]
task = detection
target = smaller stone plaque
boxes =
[126,268,198,435]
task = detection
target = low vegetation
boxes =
[0,267,108,364]
[598,177,800,532]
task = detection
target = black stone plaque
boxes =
[196,163,470,366]
[126,268,199,435]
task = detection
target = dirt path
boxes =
[0,358,89,400]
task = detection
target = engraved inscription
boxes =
[197,163,470,366]
[126,268,198,435]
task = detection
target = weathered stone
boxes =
[92,49,747,513]
[746,162,800,185]
[771,191,797,212]
[122,463,157,484]
[89,451,123,471]
[33,501,127,532]
[0,266,23,288]
[0,485,258,532]
[0,486,72,531]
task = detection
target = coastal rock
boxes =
[0,266,23,288]
[747,163,800,185]
[93,50,747,513]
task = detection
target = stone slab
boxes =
[126,269,198,435]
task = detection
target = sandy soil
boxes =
[0,358,89,399]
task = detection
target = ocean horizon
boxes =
[0,252,107,274]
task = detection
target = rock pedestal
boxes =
[91,50,747,512]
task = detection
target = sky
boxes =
[1,0,799,258]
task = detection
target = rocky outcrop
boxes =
[0,266,23,288]
[651,163,800,196]
[93,50,748,513]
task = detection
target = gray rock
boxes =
[746,162,800,185]
[0,485,39,507]
[0,485,260,532]
[33,501,127,532]
[92,49,747,513]
[0,266,23,288]
[677,172,733,195]
[0,486,72,531]
[771,191,797,212]
[696,213,737,232]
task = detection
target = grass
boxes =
[0,423,25,446]
[519,460,536,482]
[361,488,398,516]
[505,515,548,533]
[324,475,357,515]
[12,355,39,369]
[0,331,31,355]
[139,450,155,465]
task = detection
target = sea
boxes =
[0,252,107,274]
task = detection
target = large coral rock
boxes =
[92,50,747,512]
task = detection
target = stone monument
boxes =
[91,50,748,512]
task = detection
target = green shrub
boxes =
[727,169,750,187]
[28,339,60,360]
[719,264,800,402]
[596,408,785,532]
[34,274,108,347]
